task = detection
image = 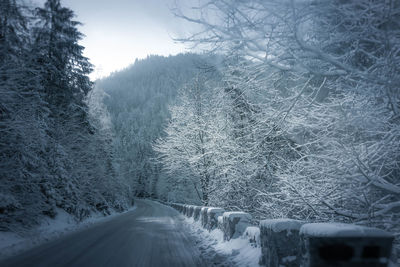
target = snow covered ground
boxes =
[0,206,136,260]
[182,216,261,267]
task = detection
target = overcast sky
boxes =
[34,0,196,79]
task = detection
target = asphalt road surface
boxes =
[0,199,207,267]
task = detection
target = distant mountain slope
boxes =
[95,53,217,197]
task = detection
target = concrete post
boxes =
[299,223,394,267]
[193,206,202,221]
[259,219,305,267]
[222,212,252,241]
[207,208,225,230]
[200,207,209,228]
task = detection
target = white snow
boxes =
[300,223,393,237]
[200,207,208,213]
[183,216,261,266]
[223,211,252,221]
[222,212,253,239]
[0,232,22,255]
[200,207,208,220]
[212,229,261,266]
[244,226,261,246]
[282,255,297,263]
[207,207,224,215]
[260,219,304,232]
[0,206,137,260]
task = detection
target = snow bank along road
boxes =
[0,199,207,267]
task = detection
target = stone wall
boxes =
[162,201,395,267]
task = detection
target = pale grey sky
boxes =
[34,0,196,79]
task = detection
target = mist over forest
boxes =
[1,0,399,265]
[94,54,220,199]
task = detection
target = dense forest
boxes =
[0,0,131,232]
[94,54,220,199]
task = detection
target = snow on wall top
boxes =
[223,212,252,221]
[300,223,393,238]
[260,219,305,232]
[200,207,209,213]
[207,208,224,214]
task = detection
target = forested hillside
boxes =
[0,0,131,232]
[95,54,219,199]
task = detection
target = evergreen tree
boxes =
[34,0,92,106]
[0,0,51,229]
[1,0,130,231]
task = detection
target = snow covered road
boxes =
[0,199,208,267]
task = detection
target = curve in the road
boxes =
[0,199,207,267]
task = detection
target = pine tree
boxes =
[0,0,51,229]
[34,0,92,106]
[32,0,110,219]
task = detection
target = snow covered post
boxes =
[183,205,190,216]
[193,206,202,221]
[186,205,190,217]
[183,204,187,216]
[182,205,186,215]
[299,223,394,267]
[177,204,184,213]
[244,226,261,247]
[200,207,209,228]
[222,212,252,241]
[259,219,305,267]
[206,208,224,231]
[188,205,194,217]
[217,216,223,231]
